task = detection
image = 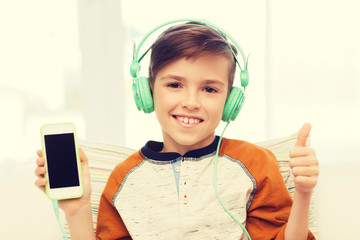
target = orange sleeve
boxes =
[95,151,144,240]
[245,147,291,239]
[245,147,315,240]
[220,139,315,239]
[96,192,131,240]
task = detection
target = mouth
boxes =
[173,115,203,125]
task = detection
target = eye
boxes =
[167,82,182,88]
[203,87,218,93]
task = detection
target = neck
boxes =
[161,133,215,155]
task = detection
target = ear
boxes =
[148,78,154,95]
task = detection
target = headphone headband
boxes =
[130,19,248,88]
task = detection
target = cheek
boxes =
[152,87,175,112]
[207,96,227,119]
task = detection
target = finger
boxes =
[36,150,42,158]
[293,176,318,192]
[79,148,88,165]
[36,157,45,167]
[290,147,316,158]
[295,123,311,147]
[34,178,48,193]
[34,166,47,177]
[291,166,319,177]
[290,155,318,168]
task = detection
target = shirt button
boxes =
[175,166,181,173]
[183,195,188,205]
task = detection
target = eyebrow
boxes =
[203,79,226,87]
[159,75,226,86]
[158,75,184,81]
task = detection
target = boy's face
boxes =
[152,54,230,154]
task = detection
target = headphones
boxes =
[130,19,249,122]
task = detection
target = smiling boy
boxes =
[153,53,229,154]
[35,21,318,240]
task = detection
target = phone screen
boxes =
[44,133,80,189]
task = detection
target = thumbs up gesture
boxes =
[290,123,319,194]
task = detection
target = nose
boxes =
[180,90,200,110]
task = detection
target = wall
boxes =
[266,1,360,238]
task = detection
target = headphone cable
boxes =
[213,122,252,240]
[52,200,70,239]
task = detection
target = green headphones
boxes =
[130,19,249,122]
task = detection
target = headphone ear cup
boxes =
[222,87,245,122]
[132,77,154,113]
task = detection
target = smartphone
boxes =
[40,123,84,200]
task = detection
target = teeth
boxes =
[177,116,200,124]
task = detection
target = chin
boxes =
[172,132,215,149]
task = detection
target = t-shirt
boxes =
[95,136,315,240]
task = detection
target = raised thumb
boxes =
[295,123,311,147]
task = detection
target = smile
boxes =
[173,115,203,125]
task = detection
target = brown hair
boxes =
[148,22,238,95]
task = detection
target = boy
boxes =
[35,21,318,239]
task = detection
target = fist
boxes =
[290,123,319,194]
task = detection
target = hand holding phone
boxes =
[40,123,84,200]
[35,146,92,215]
[35,132,94,239]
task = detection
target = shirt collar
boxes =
[141,136,220,161]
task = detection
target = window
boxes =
[0,1,83,166]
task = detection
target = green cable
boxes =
[213,122,252,240]
[52,200,70,240]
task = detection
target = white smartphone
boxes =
[40,123,84,200]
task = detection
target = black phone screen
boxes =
[44,133,80,189]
